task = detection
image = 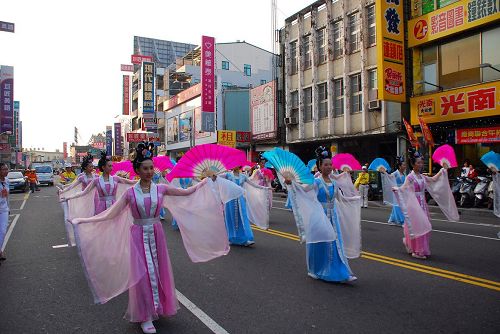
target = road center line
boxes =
[1,214,20,252]
[52,244,69,249]
[176,289,229,334]
[19,192,30,210]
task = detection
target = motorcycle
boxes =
[487,178,494,210]
[450,177,462,202]
[473,176,491,207]
[459,177,478,207]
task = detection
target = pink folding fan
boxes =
[331,153,362,171]
[432,144,457,168]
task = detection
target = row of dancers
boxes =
[58,144,466,333]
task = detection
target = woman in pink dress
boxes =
[395,149,458,260]
[71,143,241,334]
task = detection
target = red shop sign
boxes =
[456,126,500,144]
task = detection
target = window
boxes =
[350,74,362,113]
[367,5,376,46]
[348,13,360,53]
[439,34,480,89]
[260,79,267,85]
[304,87,312,122]
[334,79,344,117]
[222,61,229,70]
[317,28,327,63]
[303,35,312,69]
[222,82,232,88]
[482,26,500,82]
[333,21,343,59]
[291,91,299,119]
[368,69,377,90]
[290,41,298,74]
[422,46,438,93]
[244,64,252,76]
[318,83,328,119]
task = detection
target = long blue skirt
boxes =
[388,205,405,225]
[224,196,254,245]
[306,241,351,282]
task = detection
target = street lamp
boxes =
[479,63,500,73]
[415,80,443,91]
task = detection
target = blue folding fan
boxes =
[263,148,314,184]
[307,159,317,172]
[368,158,391,173]
[170,157,177,166]
[264,161,273,169]
[480,151,500,172]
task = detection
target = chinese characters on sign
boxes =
[201,36,215,132]
[251,81,277,141]
[376,0,406,102]
[120,64,134,72]
[0,66,14,133]
[142,62,155,113]
[410,81,500,124]
[63,142,68,159]
[123,75,130,115]
[236,132,251,143]
[131,54,153,65]
[126,133,148,143]
[456,126,500,144]
[0,21,15,33]
[217,130,237,148]
[106,126,113,157]
[408,0,500,47]
[114,123,123,157]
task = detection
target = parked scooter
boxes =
[450,176,462,202]
[459,177,478,207]
[487,178,495,210]
[473,176,491,207]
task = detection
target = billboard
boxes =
[0,21,15,33]
[142,62,155,113]
[167,116,179,144]
[0,66,14,133]
[114,123,123,157]
[179,112,192,142]
[126,132,148,142]
[376,0,406,102]
[123,75,130,115]
[201,36,215,132]
[251,81,277,140]
[194,107,210,139]
[120,64,134,72]
[456,126,500,144]
[106,126,113,157]
[131,54,153,64]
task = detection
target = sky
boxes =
[0,0,308,152]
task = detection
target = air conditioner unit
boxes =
[285,117,298,125]
[368,100,381,111]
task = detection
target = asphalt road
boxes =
[0,187,499,334]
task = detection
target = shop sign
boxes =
[376,0,406,102]
[251,81,277,140]
[201,35,216,132]
[408,0,500,47]
[123,75,130,115]
[120,64,134,72]
[236,131,251,143]
[411,81,500,125]
[456,126,500,144]
[126,132,148,142]
[142,62,155,113]
[131,54,153,64]
[217,130,236,148]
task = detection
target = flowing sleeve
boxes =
[423,169,459,222]
[335,184,362,259]
[332,172,358,196]
[59,178,82,199]
[393,175,432,238]
[287,181,337,244]
[162,178,242,263]
[381,172,398,206]
[72,192,146,305]
[243,179,271,230]
[67,180,98,230]
[115,176,135,199]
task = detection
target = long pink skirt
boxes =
[125,223,179,322]
[403,225,431,256]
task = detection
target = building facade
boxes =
[408,0,500,171]
[281,0,406,165]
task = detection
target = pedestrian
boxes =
[461,159,470,177]
[0,162,10,263]
[71,142,240,334]
[355,165,370,208]
[385,157,407,226]
[393,148,459,260]
[467,163,478,181]
[26,169,38,193]
[284,147,359,283]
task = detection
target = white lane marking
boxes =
[52,244,69,249]
[431,218,498,228]
[360,219,499,241]
[176,289,229,334]
[19,192,30,210]
[1,214,20,252]
[272,207,291,212]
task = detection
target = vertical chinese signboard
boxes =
[11,100,19,148]
[106,126,113,157]
[114,123,123,157]
[123,75,130,115]
[251,81,277,140]
[376,0,406,102]
[142,62,155,114]
[0,66,14,133]
[63,142,68,159]
[201,35,216,132]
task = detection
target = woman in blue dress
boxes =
[387,158,406,226]
[285,149,358,283]
[220,167,258,246]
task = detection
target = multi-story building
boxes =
[281,0,407,165]
[407,0,500,169]
[163,41,275,158]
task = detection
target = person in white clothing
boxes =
[0,162,10,262]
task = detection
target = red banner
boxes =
[123,75,130,115]
[403,118,419,149]
[418,117,434,147]
[456,126,500,144]
[201,36,215,113]
[131,54,153,64]
[126,132,148,142]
